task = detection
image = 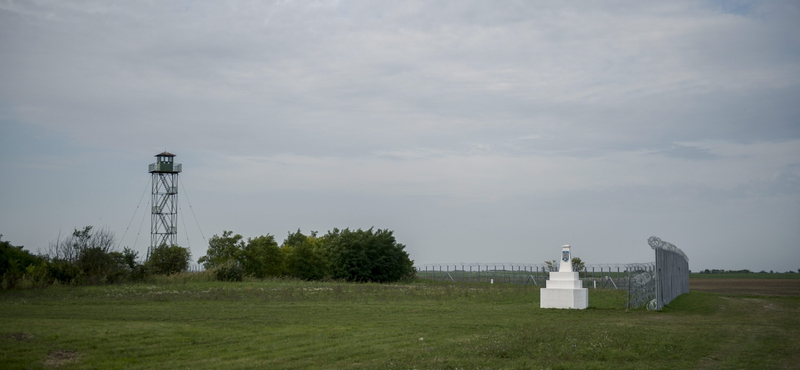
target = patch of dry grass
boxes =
[44,350,79,368]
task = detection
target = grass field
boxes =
[690,279,800,296]
[689,272,800,279]
[2,277,799,369]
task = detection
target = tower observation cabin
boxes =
[148,152,182,259]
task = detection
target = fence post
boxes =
[626,265,630,309]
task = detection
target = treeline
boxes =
[1,226,416,289]
[0,227,191,289]
[199,228,415,283]
[698,269,798,274]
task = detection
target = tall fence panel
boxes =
[654,247,690,310]
[647,236,690,310]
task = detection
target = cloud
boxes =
[1,0,799,271]
[655,144,719,160]
[3,0,799,156]
[191,140,800,201]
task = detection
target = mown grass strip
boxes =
[2,279,798,369]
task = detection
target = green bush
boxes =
[198,228,415,283]
[213,261,243,282]
[1,235,45,289]
[77,247,127,284]
[241,235,283,278]
[147,244,191,275]
[324,228,414,283]
[1,259,23,289]
[1,236,42,275]
[23,261,52,288]
[284,241,327,281]
[47,259,83,285]
[46,226,130,285]
[199,231,244,270]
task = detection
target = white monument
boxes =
[540,245,588,309]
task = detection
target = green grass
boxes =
[690,272,800,279]
[2,278,798,369]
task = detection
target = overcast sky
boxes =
[1,0,799,272]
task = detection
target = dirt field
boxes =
[690,279,800,296]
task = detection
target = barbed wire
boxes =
[648,236,689,262]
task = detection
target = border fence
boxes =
[416,263,627,289]
[625,262,657,310]
[415,236,689,311]
[649,236,690,310]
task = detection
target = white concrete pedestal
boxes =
[540,245,588,309]
[540,272,588,309]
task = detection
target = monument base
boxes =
[540,288,589,309]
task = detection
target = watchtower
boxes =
[148,151,182,259]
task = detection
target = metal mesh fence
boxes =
[416,255,686,311]
[415,263,549,285]
[625,262,657,310]
[415,263,629,289]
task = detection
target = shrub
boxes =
[115,247,149,282]
[147,244,191,275]
[283,229,308,249]
[120,247,139,269]
[77,247,125,284]
[324,228,414,283]
[48,226,115,262]
[241,235,283,278]
[213,260,243,282]
[198,231,244,270]
[46,226,128,284]
[23,261,52,288]
[284,240,327,281]
[47,259,83,285]
[1,259,23,289]
[1,236,42,275]
[1,235,45,289]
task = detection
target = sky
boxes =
[1,0,799,272]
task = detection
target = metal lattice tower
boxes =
[148,151,182,259]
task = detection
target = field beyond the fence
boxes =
[690,278,800,296]
[2,278,799,369]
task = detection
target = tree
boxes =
[119,247,139,270]
[283,229,308,248]
[46,226,123,284]
[572,257,585,273]
[47,226,116,263]
[283,232,327,281]
[544,257,584,274]
[241,235,283,278]
[324,228,414,283]
[147,244,191,275]
[198,231,244,269]
[1,235,42,276]
[213,260,243,282]
[1,235,45,289]
[117,247,148,281]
